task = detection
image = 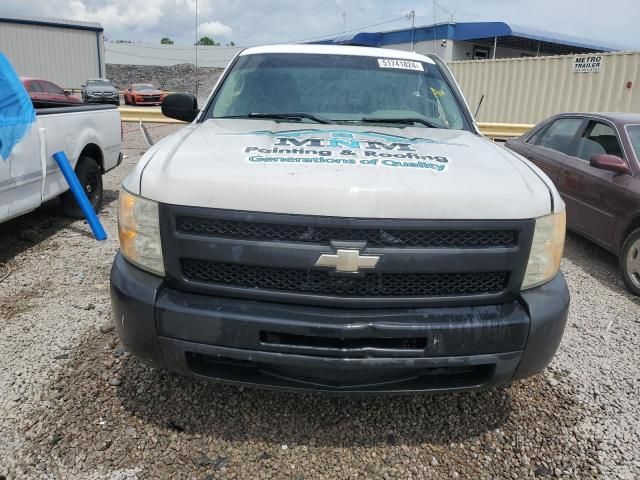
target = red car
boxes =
[506,113,640,295]
[21,77,82,105]
[123,83,165,106]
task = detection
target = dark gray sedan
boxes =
[81,78,120,106]
[506,113,640,295]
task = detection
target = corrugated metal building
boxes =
[0,15,104,88]
[449,50,640,124]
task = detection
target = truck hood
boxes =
[139,119,553,219]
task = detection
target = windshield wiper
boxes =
[243,112,331,124]
[360,117,441,128]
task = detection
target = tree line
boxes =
[161,37,236,46]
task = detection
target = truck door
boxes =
[0,53,41,221]
[0,153,9,220]
[8,124,43,217]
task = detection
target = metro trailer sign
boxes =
[573,55,603,73]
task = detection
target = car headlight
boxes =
[118,188,165,276]
[522,209,566,290]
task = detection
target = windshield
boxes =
[627,125,640,160]
[133,84,155,91]
[87,79,112,87]
[207,53,468,129]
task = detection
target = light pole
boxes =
[407,10,415,52]
[195,0,198,99]
[433,1,437,54]
[432,1,455,58]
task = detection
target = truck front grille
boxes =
[161,205,534,308]
[182,259,508,297]
[176,216,518,248]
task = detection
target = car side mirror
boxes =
[162,93,199,122]
[81,84,86,88]
[64,90,71,96]
[590,154,630,175]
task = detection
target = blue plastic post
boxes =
[52,151,107,241]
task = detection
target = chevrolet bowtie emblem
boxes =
[315,249,380,274]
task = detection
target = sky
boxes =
[1,0,639,49]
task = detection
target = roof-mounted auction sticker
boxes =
[378,58,424,71]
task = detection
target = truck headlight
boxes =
[118,188,165,276]
[522,209,566,290]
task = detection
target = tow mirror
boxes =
[590,154,630,175]
[161,93,199,122]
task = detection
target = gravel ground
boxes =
[0,124,638,479]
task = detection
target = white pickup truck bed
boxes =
[0,103,122,223]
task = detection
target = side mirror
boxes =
[64,90,71,96]
[162,93,199,122]
[590,154,630,175]
[81,84,86,88]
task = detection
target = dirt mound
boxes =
[106,64,223,103]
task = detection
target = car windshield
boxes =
[134,84,155,91]
[87,80,112,86]
[627,125,640,160]
[208,53,468,129]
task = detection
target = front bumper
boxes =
[110,252,569,394]
[132,97,163,105]
[85,96,119,104]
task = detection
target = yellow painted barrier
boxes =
[118,107,185,124]
[118,107,535,138]
[477,122,534,140]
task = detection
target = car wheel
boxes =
[620,228,640,296]
[60,156,103,219]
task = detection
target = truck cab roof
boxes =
[240,44,436,64]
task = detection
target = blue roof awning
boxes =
[313,21,630,53]
[452,22,626,52]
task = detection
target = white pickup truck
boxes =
[111,45,569,394]
[0,58,122,223]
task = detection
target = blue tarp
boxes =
[0,52,35,160]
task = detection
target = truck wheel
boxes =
[620,228,640,296]
[61,157,103,219]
